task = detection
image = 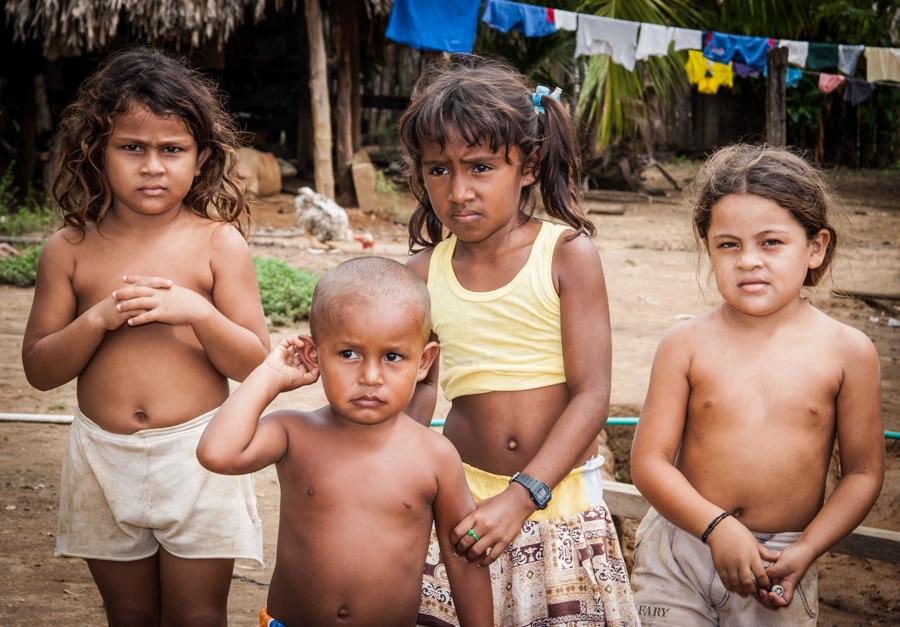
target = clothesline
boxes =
[478,0,900,87]
[384,0,900,97]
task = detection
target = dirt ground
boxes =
[1,163,898,625]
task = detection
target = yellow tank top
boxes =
[427,220,569,400]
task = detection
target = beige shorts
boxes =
[56,408,263,567]
[632,508,817,626]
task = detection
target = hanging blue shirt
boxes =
[482,0,556,37]
[761,65,804,88]
[386,0,480,53]
[703,32,774,69]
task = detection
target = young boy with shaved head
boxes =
[197,257,492,627]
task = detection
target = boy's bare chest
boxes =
[281,442,437,517]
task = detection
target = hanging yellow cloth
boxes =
[685,50,734,94]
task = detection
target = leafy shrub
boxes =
[0,163,56,236]
[253,256,318,325]
[0,245,41,287]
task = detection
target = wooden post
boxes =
[350,9,361,154]
[304,0,335,199]
[765,46,788,146]
[335,1,355,197]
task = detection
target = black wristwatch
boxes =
[510,472,552,510]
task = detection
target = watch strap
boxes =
[510,471,552,510]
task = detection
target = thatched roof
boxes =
[5,0,272,59]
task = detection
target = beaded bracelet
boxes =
[701,512,732,544]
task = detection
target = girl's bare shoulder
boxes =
[662,309,721,344]
[40,225,97,265]
[206,219,248,250]
[808,304,878,362]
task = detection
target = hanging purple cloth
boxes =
[843,78,875,106]
[733,62,760,79]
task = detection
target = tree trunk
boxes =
[335,1,354,170]
[334,1,356,200]
[844,100,859,168]
[304,0,334,199]
[875,90,892,168]
[765,46,788,147]
[348,0,362,152]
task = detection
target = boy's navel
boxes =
[507,438,518,451]
[134,409,149,422]
[307,486,315,496]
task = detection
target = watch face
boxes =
[535,486,551,506]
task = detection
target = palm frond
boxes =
[575,0,697,151]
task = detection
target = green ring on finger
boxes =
[466,528,479,542]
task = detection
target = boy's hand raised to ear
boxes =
[262,337,319,392]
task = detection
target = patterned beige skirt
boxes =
[418,458,639,626]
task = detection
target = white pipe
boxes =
[0,412,72,424]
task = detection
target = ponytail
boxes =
[533,97,595,239]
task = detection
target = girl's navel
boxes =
[507,438,518,451]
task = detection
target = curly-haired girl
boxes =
[23,46,269,625]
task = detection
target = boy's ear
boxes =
[416,340,440,382]
[807,228,831,269]
[298,335,318,370]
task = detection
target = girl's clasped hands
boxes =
[109,275,211,327]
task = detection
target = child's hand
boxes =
[114,275,211,327]
[758,541,816,608]
[450,486,534,566]
[707,516,774,598]
[89,279,159,331]
[261,337,319,391]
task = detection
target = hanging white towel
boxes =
[838,44,864,75]
[673,27,703,51]
[778,40,809,67]
[635,23,674,60]
[575,14,640,71]
[554,9,577,32]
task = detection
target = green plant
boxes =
[0,163,56,236]
[576,0,700,150]
[0,245,42,287]
[253,256,319,325]
[373,169,408,223]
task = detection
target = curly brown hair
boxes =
[688,144,837,286]
[52,46,248,235]
[399,54,593,252]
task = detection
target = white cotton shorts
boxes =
[56,407,263,567]
[632,508,817,626]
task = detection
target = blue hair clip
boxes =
[532,85,562,114]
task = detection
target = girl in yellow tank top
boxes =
[401,56,638,626]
